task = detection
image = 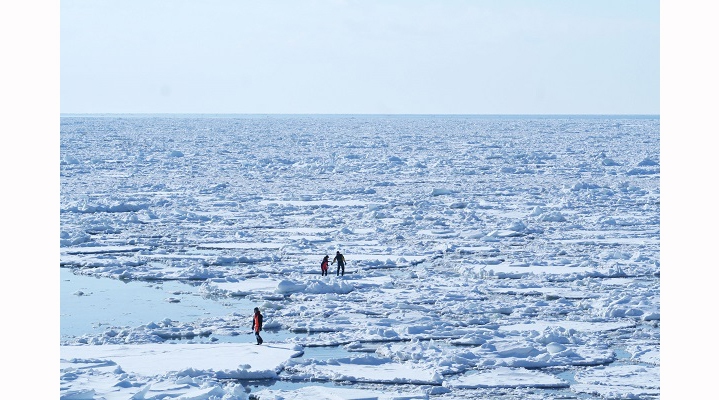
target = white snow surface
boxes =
[60,115,660,399]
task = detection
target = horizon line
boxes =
[60,112,659,117]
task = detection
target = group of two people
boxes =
[252,251,347,345]
[321,251,346,276]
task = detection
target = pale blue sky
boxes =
[1,3,717,397]
[60,0,659,114]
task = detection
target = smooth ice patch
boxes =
[444,366,568,389]
[61,343,302,378]
[254,385,429,400]
[498,320,634,333]
[572,364,660,398]
[285,355,443,385]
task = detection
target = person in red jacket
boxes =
[252,307,263,345]
[320,255,329,276]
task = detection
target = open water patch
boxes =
[60,268,255,341]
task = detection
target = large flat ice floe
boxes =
[61,343,303,378]
[61,343,302,399]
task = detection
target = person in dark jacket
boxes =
[252,307,263,345]
[320,255,330,276]
[331,251,346,276]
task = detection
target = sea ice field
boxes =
[60,115,660,399]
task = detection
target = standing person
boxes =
[252,307,263,345]
[320,255,330,276]
[331,250,346,276]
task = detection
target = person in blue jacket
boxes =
[331,250,346,276]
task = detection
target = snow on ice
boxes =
[60,115,660,399]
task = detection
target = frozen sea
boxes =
[60,114,660,399]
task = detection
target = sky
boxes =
[58,0,660,115]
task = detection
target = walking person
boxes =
[320,255,330,276]
[252,307,263,345]
[331,250,346,276]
